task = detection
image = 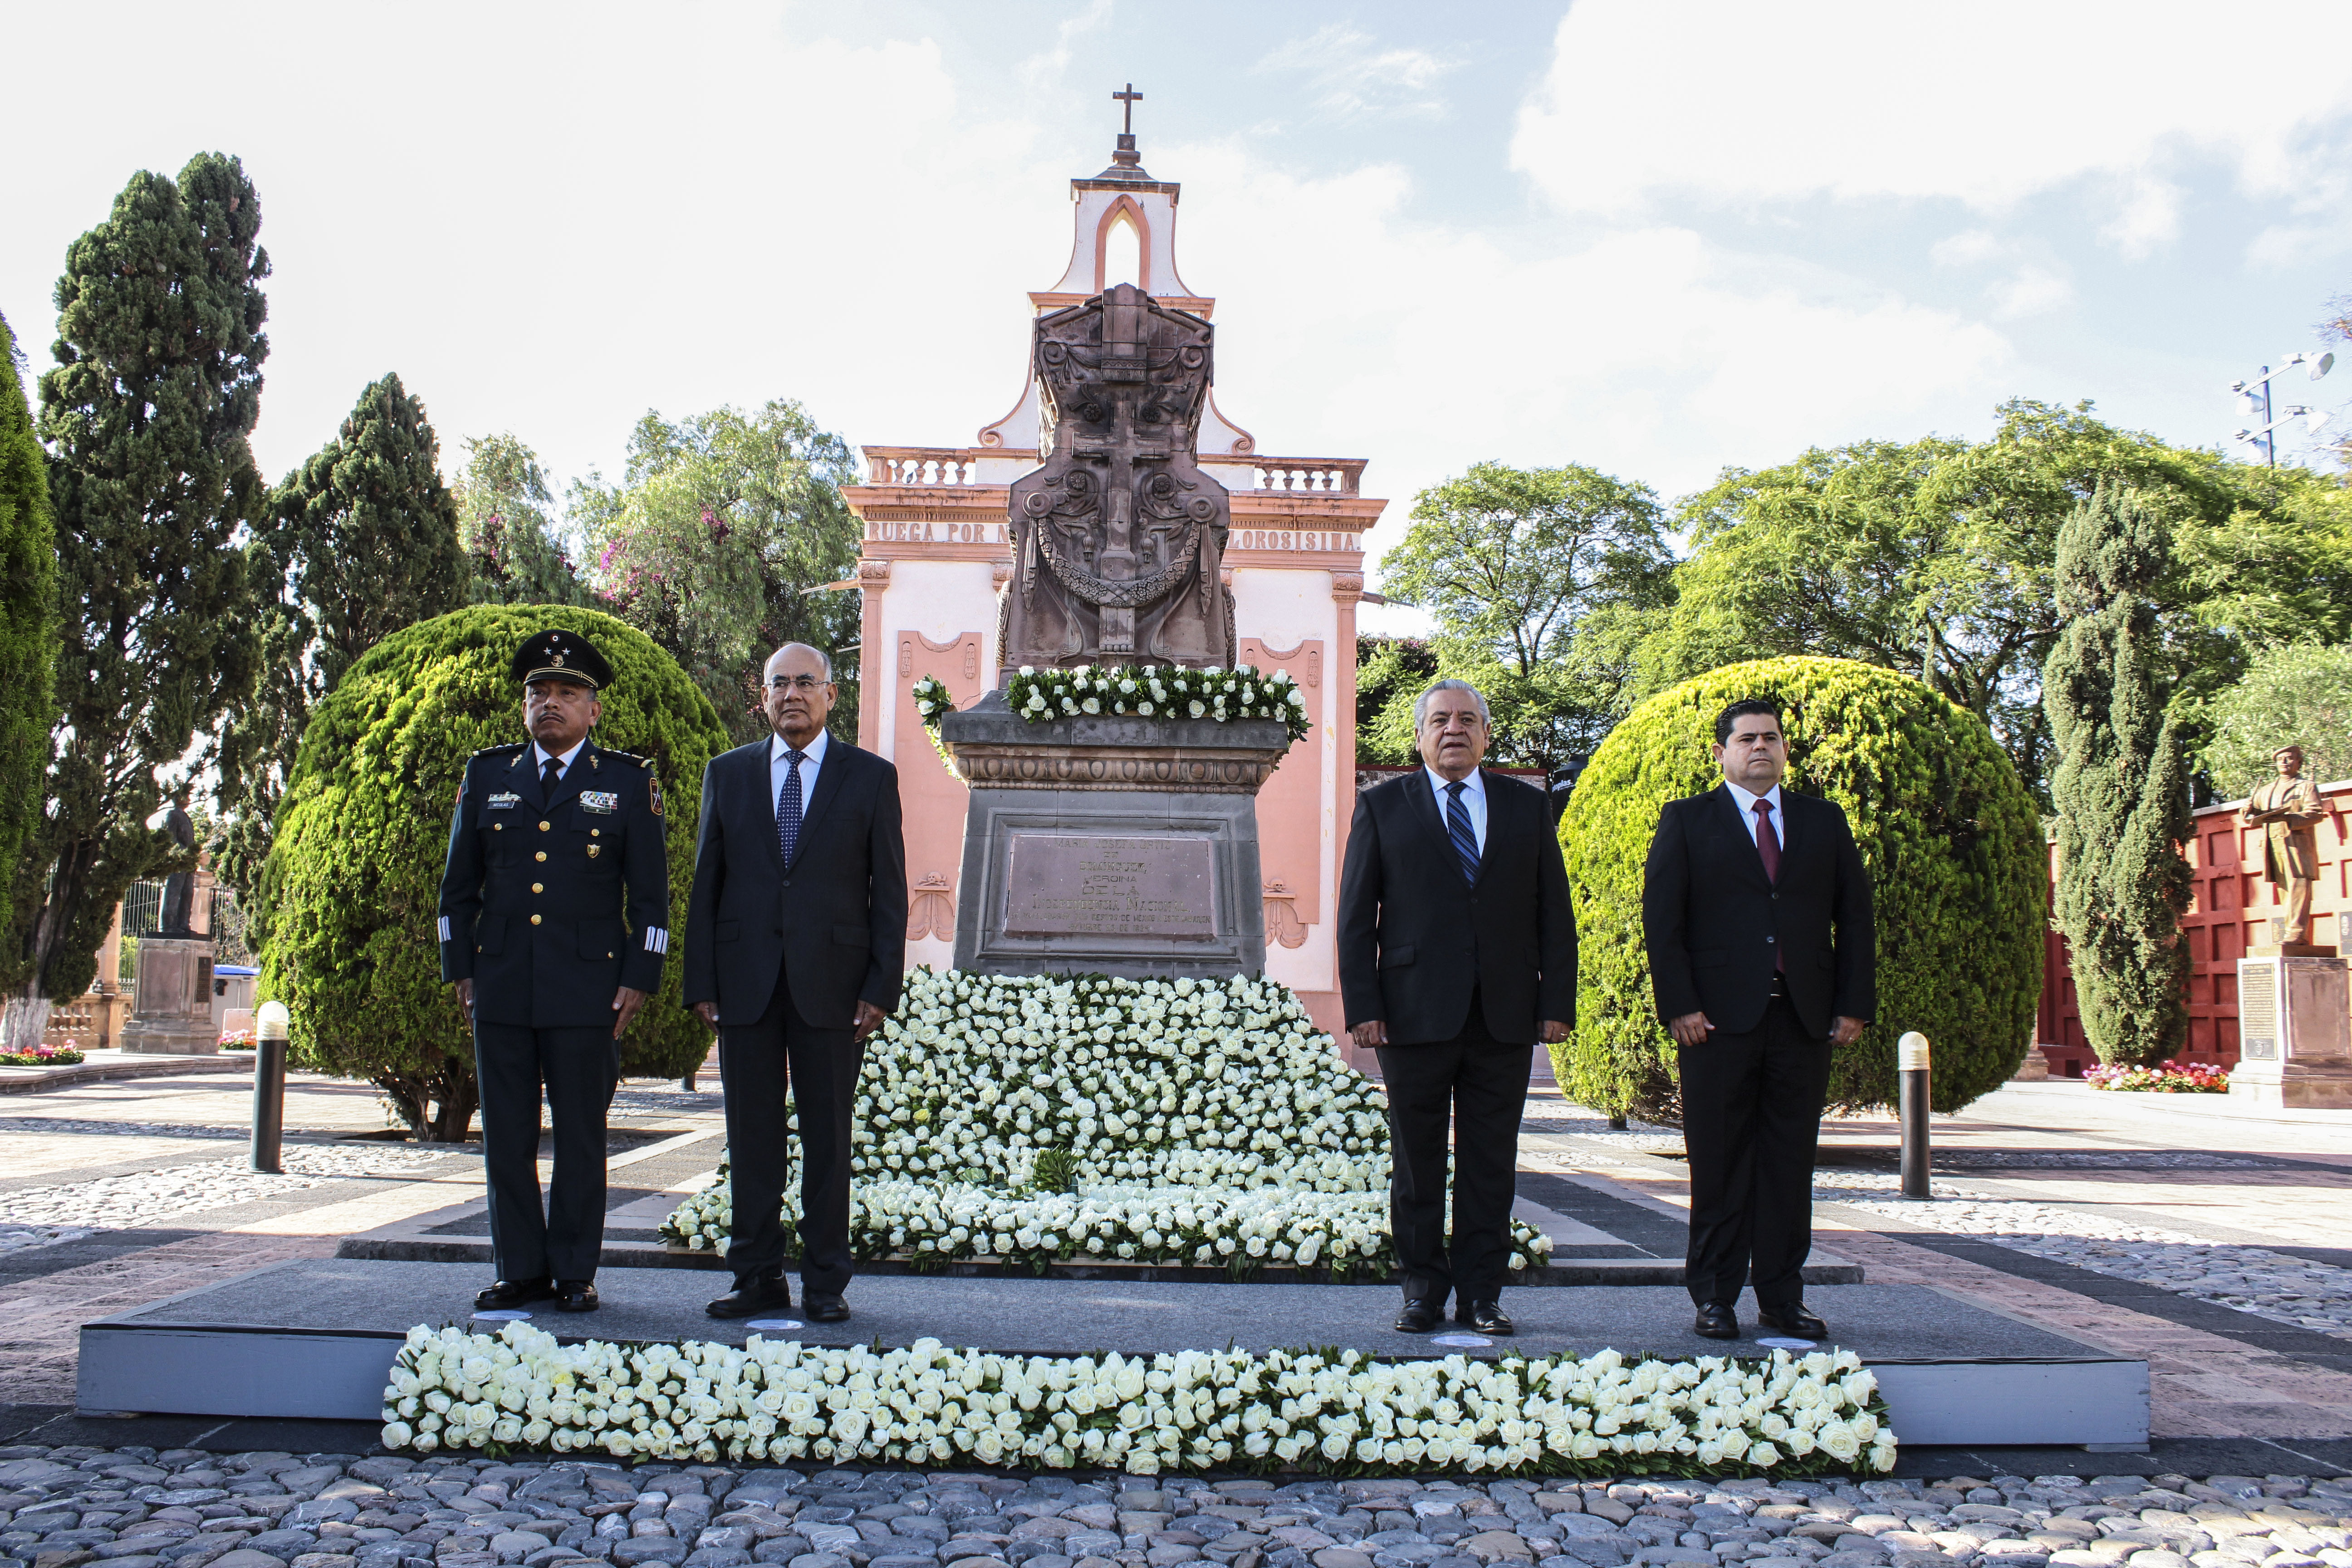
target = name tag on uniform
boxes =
[579,790,619,814]
[486,792,522,810]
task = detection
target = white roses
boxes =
[381,1323,1897,1478]
[964,663,1310,740]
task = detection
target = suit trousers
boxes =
[472,1022,621,1283]
[1677,994,1831,1308]
[719,975,862,1294]
[1377,1001,1531,1306]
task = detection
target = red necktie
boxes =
[1754,799,1784,973]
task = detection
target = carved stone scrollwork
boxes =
[947,744,1282,794]
[1000,283,1238,681]
[907,873,956,941]
[1330,572,1364,606]
[858,559,892,589]
[1263,879,1308,949]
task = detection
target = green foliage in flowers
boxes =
[657,970,1551,1280]
[0,312,58,998]
[383,1319,1898,1476]
[1557,657,2044,1122]
[253,605,729,1138]
[455,433,590,608]
[1002,664,1310,741]
[2086,1058,2227,1093]
[2045,483,2194,1067]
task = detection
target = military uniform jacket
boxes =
[438,741,670,1029]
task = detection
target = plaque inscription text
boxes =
[1003,833,1218,940]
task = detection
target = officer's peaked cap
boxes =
[513,629,615,691]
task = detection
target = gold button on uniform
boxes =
[532,882,544,894]
[539,821,551,833]
[530,914,542,926]
[534,851,546,862]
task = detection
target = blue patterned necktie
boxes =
[1444,779,1479,883]
[776,748,807,865]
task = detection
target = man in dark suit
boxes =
[440,628,670,1315]
[1339,679,1575,1337]
[683,642,906,1324]
[1643,697,1874,1342]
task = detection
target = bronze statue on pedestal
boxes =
[999,282,1236,680]
[2240,744,2328,949]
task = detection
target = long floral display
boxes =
[381,1321,1897,1477]
[659,970,1553,1278]
[912,664,1312,741]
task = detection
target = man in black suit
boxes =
[1339,679,1575,1337]
[1643,697,1874,1342]
[440,628,670,1316]
[682,642,907,1324]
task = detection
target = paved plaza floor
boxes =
[5,1056,2352,1477]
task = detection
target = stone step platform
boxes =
[79,1257,2148,1451]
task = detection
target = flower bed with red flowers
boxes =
[2086,1058,2229,1093]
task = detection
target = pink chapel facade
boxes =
[842,142,1385,1038]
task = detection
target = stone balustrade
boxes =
[865,447,985,486]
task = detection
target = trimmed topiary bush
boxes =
[254,605,730,1137]
[1555,656,2044,1121]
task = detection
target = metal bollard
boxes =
[1897,1029,1931,1199]
[251,999,290,1174]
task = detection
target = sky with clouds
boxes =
[8,0,2352,635]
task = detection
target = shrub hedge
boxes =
[255,605,730,1135]
[1554,656,2044,1120]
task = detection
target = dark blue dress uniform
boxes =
[438,729,669,1286]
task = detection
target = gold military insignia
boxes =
[648,773,664,816]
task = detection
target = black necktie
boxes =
[542,755,562,793]
[776,749,807,865]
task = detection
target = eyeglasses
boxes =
[767,675,827,692]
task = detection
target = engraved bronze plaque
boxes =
[2239,958,2279,1061]
[1002,833,1217,940]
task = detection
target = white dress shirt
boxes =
[770,727,830,820]
[531,738,586,781]
[1423,764,1488,854]
[1724,779,1785,847]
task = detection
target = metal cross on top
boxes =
[1114,83,1142,133]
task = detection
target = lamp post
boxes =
[2230,351,2334,466]
[251,999,289,1174]
[1897,1030,1932,1199]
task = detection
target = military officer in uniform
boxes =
[439,629,671,1313]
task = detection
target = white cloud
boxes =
[1016,0,1116,95]
[1929,232,2073,319]
[1511,0,2352,247]
[1254,24,1460,123]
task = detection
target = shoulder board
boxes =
[470,743,527,760]
[600,749,646,766]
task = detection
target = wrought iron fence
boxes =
[114,880,252,976]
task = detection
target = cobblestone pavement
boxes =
[0,1147,457,1250]
[5,1446,2352,1568]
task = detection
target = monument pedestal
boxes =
[118,936,219,1054]
[2232,952,2352,1108]
[939,693,1292,979]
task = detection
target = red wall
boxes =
[2036,778,2352,1078]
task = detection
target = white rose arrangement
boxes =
[381,1322,1897,1478]
[659,970,1553,1279]
[971,663,1310,741]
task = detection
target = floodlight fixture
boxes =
[2226,348,2339,466]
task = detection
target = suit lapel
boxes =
[1406,769,1458,870]
[1774,787,1799,865]
[1714,784,1772,889]
[788,736,850,869]
[1472,769,1503,883]
[748,742,785,874]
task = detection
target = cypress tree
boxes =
[218,373,466,893]
[3,153,268,1046]
[2043,480,2193,1064]
[0,313,59,998]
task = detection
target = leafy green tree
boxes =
[2045,482,2194,1066]
[1558,657,2044,1123]
[1352,636,1438,766]
[217,373,468,896]
[456,432,588,607]
[1641,401,2265,802]
[2200,642,2352,803]
[1376,461,1671,770]
[4,153,267,1048]
[254,605,729,1138]
[572,400,861,745]
[0,314,59,998]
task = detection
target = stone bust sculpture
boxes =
[2239,744,2327,948]
[156,796,200,938]
[998,282,1237,680]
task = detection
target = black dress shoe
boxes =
[1395,1297,1442,1333]
[1455,1300,1514,1336]
[475,1277,556,1311]
[1693,1300,1740,1339]
[706,1274,794,1319]
[805,1292,850,1323]
[554,1279,598,1313]
[1757,1301,1828,1338]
